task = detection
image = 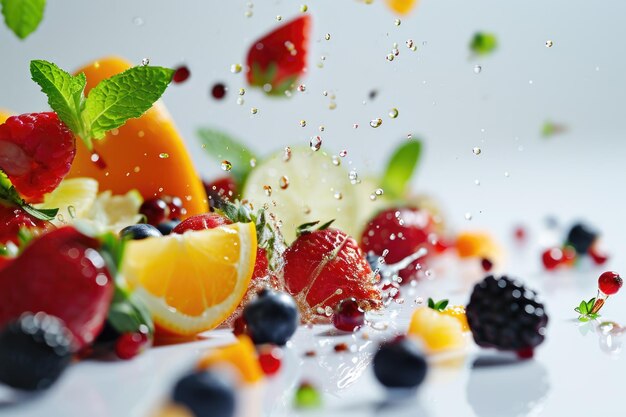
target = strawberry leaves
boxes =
[296,219,335,237]
[427,298,449,311]
[1,0,46,40]
[574,297,600,322]
[0,173,57,220]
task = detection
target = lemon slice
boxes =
[244,148,362,243]
[122,222,257,335]
[36,177,99,223]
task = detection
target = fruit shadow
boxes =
[333,393,430,417]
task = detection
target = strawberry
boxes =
[246,15,311,96]
[0,227,114,349]
[360,208,436,284]
[283,221,382,322]
[0,113,76,202]
[0,203,53,244]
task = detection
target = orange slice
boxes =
[197,335,263,384]
[122,222,257,335]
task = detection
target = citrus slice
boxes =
[122,222,257,335]
[36,177,99,223]
[243,148,360,243]
[197,335,263,384]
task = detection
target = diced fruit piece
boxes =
[294,381,322,409]
[120,224,162,240]
[361,207,436,283]
[197,335,263,384]
[258,344,283,376]
[243,289,299,345]
[456,231,501,259]
[173,371,236,417]
[211,83,227,100]
[121,222,257,335]
[79,189,144,233]
[283,225,381,321]
[0,312,74,391]
[439,305,470,332]
[598,271,622,296]
[68,57,208,218]
[243,148,359,243]
[466,275,548,356]
[0,227,114,348]
[385,0,418,15]
[246,15,311,95]
[173,213,232,234]
[566,223,598,255]
[172,66,191,84]
[0,203,52,244]
[541,246,575,270]
[373,336,427,389]
[0,112,76,202]
[408,307,466,353]
[332,298,365,332]
[140,198,170,226]
[36,177,98,222]
[115,330,151,360]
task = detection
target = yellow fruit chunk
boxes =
[36,178,99,223]
[0,109,11,124]
[198,336,263,384]
[456,231,500,259]
[68,57,208,218]
[122,223,257,335]
[408,307,466,353]
[386,0,419,15]
[440,305,470,332]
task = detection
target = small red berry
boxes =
[258,345,282,375]
[164,195,187,219]
[598,271,622,296]
[542,248,564,270]
[115,331,150,360]
[516,347,534,360]
[172,66,191,83]
[481,258,493,272]
[514,226,526,241]
[211,83,227,100]
[140,198,170,226]
[589,247,609,266]
[332,298,365,332]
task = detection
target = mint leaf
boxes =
[197,128,257,186]
[578,300,588,315]
[437,300,449,310]
[0,173,57,220]
[381,140,422,199]
[469,32,498,56]
[83,65,174,144]
[108,283,154,336]
[427,298,435,309]
[30,60,86,137]
[1,0,45,40]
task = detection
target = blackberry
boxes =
[0,312,75,391]
[466,275,548,356]
[566,223,597,255]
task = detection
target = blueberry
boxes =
[173,371,235,417]
[0,312,74,391]
[157,219,181,236]
[243,289,299,345]
[566,223,598,255]
[120,224,162,240]
[373,336,427,389]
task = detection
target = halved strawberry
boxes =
[246,15,311,96]
[0,113,76,202]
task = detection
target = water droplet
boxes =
[324,306,333,316]
[250,158,257,167]
[303,205,311,214]
[392,48,400,56]
[310,136,322,151]
[283,146,292,162]
[474,179,480,186]
[465,212,473,220]
[328,102,337,110]
[299,120,306,127]
[133,17,144,26]
[474,65,482,74]
[331,155,341,166]
[56,213,65,223]
[297,84,306,92]
[159,153,169,159]
[251,107,258,114]
[276,15,283,21]
[263,185,273,196]
[230,63,242,73]
[300,4,308,12]
[318,125,325,132]
[388,108,399,119]
[221,160,232,171]
[370,118,383,128]
[339,150,348,157]
[406,39,414,48]
[279,176,290,189]
[324,33,331,40]
[504,171,510,177]
[394,18,401,26]
[322,90,328,97]
[349,169,359,184]
[334,191,343,200]
[386,53,395,62]
[141,58,150,66]
[238,88,246,95]
[237,97,245,105]
[545,40,553,48]
[369,194,377,201]
[353,123,359,129]
[472,147,481,155]
[375,188,384,196]
[68,205,76,219]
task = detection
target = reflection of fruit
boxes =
[122,222,257,335]
[36,177,98,221]
[440,305,470,332]
[373,336,427,388]
[0,312,74,391]
[244,148,358,243]
[598,271,622,295]
[408,307,466,353]
[243,289,299,345]
[197,335,263,384]
[0,112,75,202]
[0,227,114,348]
[283,226,381,321]
[173,371,236,417]
[0,203,52,244]
[466,275,548,356]
[68,57,208,217]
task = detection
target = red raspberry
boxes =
[0,203,53,244]
[0,113,76,202]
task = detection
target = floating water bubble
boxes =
[375,188,384,196]
[339,150,348,157]
[388,108,399,119]
[250,158,257,167]
[276,15,282,21]
[474,65,482,74]
[334,191,343,200]
[238,88,246,95]
[392,48,400,56]
[324,33,331,40]
[331,155,341,166]
[369,194,377,201]
[394,18,401,26]
[349,169,359,184]
[472,147,481,155]
[221,160,232,171]
[251,107,258,114]
[141,58,150,66]
[68,205,76,219]
[263,185,272,196]
[237,97,245,105]
[353,123,359,129]
[504,171,510,177]
[301,4,308,12]
[545,40,553,48]
[319,125,325,132]
[283,146,292,162]
[328,102,337,110]
[279,176,290,190]
[230,63,242,73]
[465,212,473,220]
[310,136,322,151]
[159,153,169,159]
[298,84,306,92]
[370,118,383,128]
[386,53,395,61]
[410,45,417,51]
[474,179,480,185]
[406,39,414,48]
[133,17,144,26]
[245,10,253,17]
[323,90,328,96]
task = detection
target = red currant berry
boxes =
[211,83,227,100]
[481,258,493,272]
[598,271,623,295]
[115,331,150,360]
[258,345,282,375]
[164,195,187,219]
[514,226,526,241]
[172,65,191,84]
[233,315,247,336]
[542,248,564,270]
[332,298,365,332]
[589,247,609,266]
[140,198,170,226]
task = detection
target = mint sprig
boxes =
[380,139,422,200]
[30,60,174,150]
[197,128,257,186]
[0,173,57,220]
[574,297,600,322]
[1,0,46,40]
[427,298,449,311]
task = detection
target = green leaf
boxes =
[1,0,45,40]
[29,60,86,138]
[586,298,596,313]
[83,65,174,144]
[437,300,449,310]
[0,174,57,220]
[380,140,422,199]
[578,300,588,315]
[318,219,335,231]
[427,298,435,309]
[197,128,257,186]
[469,32,498,56]
[108,284,154,336]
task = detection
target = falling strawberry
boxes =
[283,221,382,322]
[0,113,76,203]
[0,227,114,349]
[246,15,311,96]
